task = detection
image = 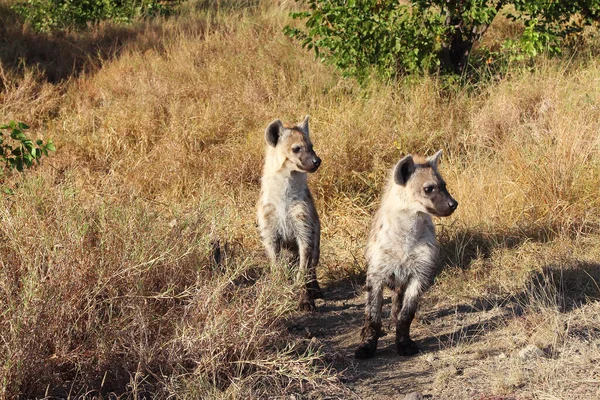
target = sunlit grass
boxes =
[0,0,599,398]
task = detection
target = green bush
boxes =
[285,0,600,81]
[13,0,174,32]
[285,1,446,82]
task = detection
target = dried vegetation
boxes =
[0,0,599,398]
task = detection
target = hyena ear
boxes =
[300,115,310,133]
[426,149,443,169]
[394,154,415,186]
[265,119,284,147]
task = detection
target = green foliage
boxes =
[13,0,174,32]
[505,1,600,58]
[286,0,600,81]
[0,121,55,175]
[284,1,446,82]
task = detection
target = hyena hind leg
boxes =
[307,245,323,299]
[308,267,324,299]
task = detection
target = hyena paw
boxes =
[307,279,324,299]
[355,342,377,359]
[309,287,324,299]
[298,294,317,312]
[396,339,419,356]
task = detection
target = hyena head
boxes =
[393,149,458,217]
[265,115,321,173]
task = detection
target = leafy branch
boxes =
[0,121,55,174]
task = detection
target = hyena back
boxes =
[257,115,322,311]
[355,150,458,359]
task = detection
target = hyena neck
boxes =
[261,169,307,201]
[382,185,434,232]
[383,207,433,235]
[383,184,420,215]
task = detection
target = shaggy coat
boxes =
[356,150,458,358]
[257,116,322,311]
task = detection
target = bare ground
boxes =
[288,280,600,400]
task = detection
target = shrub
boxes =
[285,0,600,81]
[13,0,174,32]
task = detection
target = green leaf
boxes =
[24,153,33,166]
[46,141,56,152]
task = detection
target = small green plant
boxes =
[13,0,174,32]
[0,121,55,174]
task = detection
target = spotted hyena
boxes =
[257,115,323,311]
[355,150,458,359]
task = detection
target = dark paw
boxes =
[355,342,377,359]
[298,301,316,312]
[298,295,316,312]
[396,339,419,356]
[308,281,324,299]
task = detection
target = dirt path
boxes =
[289,283,517,399]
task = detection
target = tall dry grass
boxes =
[0,0,599,398]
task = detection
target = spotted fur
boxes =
[355,150,458,358]
[257,116,322,311]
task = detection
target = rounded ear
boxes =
[426,149,443,169]
[394,155,415,186]
[265,119,283,147]
[301,115,310,133]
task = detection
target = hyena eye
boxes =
[292,146,302,153]
[424,185,434,194]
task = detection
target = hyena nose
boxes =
[448,199,458,211]
[312,157,321,168]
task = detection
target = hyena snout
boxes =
[433,191,458,217]
[448,197,458,212]
[311,154,322,170]
[302,152,321,173]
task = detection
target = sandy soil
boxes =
[289,282,530,400]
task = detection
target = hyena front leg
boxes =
[355,275,384,359]
[297,241,317,311]
[394,278,422,356]
[307,225,323,299]
[262,236,281,267]
[292,205,320,310]
[391,284,405,328]
[259,205,281,267]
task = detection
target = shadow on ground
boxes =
[288,252,600,396]
[0,7,207,83]
[0,1,257,83]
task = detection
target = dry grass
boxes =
[1,0,599,398]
